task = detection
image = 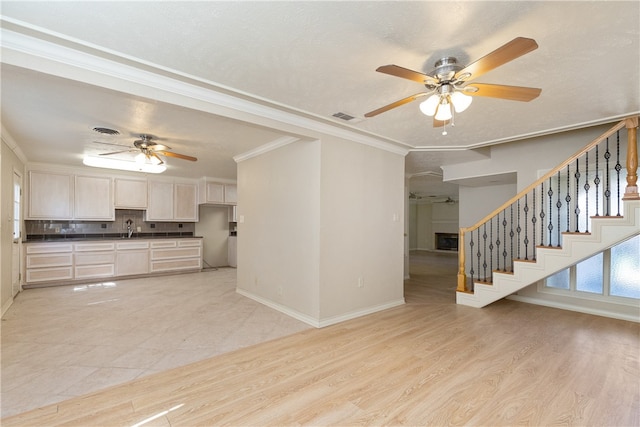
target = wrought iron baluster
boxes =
[605,137,611,216]
[584,151,590,232]
[476,228,481,282]
[615,130,622,216]
[565,164,571,232]
[489,219,494,280]
[556,171,562,246]
[502,209,508,271]
[516,199,522,260]
[495,212,501,272]
[532,188,537,260]
[510,204,515,270]
[548,177,554,247]
[540,182,545,248]
[574,158,580,232]
[524,194,530,260]
[482,223,488,281]
[594,145,600,217]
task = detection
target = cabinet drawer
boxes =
[75,252,116,265]
[26,266,73,283]
[26,243,73,254]
[151,247,201,260]
[178,239,202,248]
[26,253,73,268]
[117,241,150,250]
[74,242,116,252]
[150,258,201,273]
[75,264,115,279]
[150,240,177,249]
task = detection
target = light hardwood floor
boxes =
[2,251,639,426]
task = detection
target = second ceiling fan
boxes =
[365,37,542,126]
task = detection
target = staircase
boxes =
[456,116,639,308]
[457,199,640,307]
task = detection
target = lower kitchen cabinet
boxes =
[150,239,202,273]
[116,241,150,276]
[23,238,202,286]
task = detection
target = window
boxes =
[545,234,639,300]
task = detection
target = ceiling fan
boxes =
[99,134,197,165]
[365,37,542,128]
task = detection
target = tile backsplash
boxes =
[25,209,195,238]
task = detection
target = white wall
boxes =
[409,202,459,251]
[236,136,405,327]
[195,205,231,268]
[318,136,405,322]
[236,139,322,322]
[458,183,517,228]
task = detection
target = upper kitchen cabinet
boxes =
[28,171,74,219]
[28,170,114,220]
[74,175,114,220]
[147,180,198,222]
[199,179,237,205]
[114,177,148,209]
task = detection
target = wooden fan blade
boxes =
[364,92,429,117]
[454,37,538,82]
[376,65,439,85]
[157,151,198,162]
[465,83,541,101]
[99,150,135,156]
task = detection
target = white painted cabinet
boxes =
[28,171,113,220]
[116,241,150,276]
[199,180,237,205]
[115,178,148,209]
[148,181,198,222]
[150,239,202,272]
[25,242,74,283]
[28,171,74,219]
[73,242,115,279]
[74,175,114,220]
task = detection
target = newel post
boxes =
[457,230,467,292]
[623,116,639,200]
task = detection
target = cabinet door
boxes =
[116,250,150,276]
[174,183,198,221]
[115,178,148,209]
[224,184,237,205]
[28,171,73,219]
[147,181,174,221]
[75,175,114,220]
[205,182,225,204]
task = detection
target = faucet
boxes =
[126,219,133,238]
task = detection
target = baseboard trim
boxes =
[507,294,640,323]
[1,296,14,317]
[236,288,405,328]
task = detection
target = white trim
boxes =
[1,295,14,317]
[237,288,405,328]
[507,294,640,323]
[233,136,301,163]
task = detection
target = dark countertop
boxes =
[24,233,202,243]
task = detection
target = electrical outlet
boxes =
[54,227,61,233]
[137,226,141,232]
[358,277,364,288]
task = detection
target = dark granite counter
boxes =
[24,233,201,242]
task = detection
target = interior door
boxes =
[12,170,22,296]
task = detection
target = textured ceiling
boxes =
[1,1,639,199]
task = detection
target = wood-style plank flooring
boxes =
[2,251,639,426]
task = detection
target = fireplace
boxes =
[435,232,459,251]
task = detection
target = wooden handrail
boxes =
[456,116,639,292]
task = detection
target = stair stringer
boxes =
[457,200,640,308]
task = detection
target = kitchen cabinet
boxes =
[147,181,198,222]
[28,170,113,220]
[25,242,74,283]
[73,242,115,279]
[199,180,237,205]
[115,177,148,209]
[150,239,202,272]
[23,238,202,286]
[28,171,74,219]
[74,175,114,220]
[116,241,150,276]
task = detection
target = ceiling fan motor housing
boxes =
[430,57,463,83]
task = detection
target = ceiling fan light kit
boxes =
[366,37,541,134]
[83,155,167,173]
